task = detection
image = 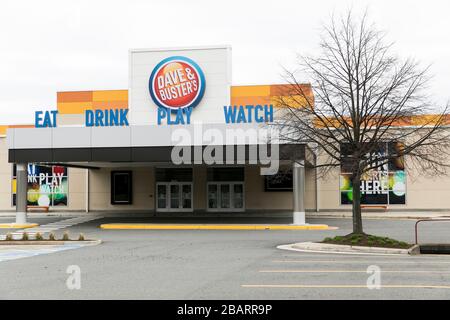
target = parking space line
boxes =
[259,270,450,273]
[241,284,450,289]
[272,260,450,264]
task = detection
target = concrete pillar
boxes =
[85,168,90,213]
[16,163,28,224]
[292,160,306,225]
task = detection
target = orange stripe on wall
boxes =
[55,85,314,115]
[92,101,128,110]
[268,84,305,96]
[57,90,129,114]
[230,84,314,108]
[269,84,314,108]
[57,91,93,103]
[8,124,34,128]
[230,96,272,106]
[92,90,128,102]
[231,85,271,97]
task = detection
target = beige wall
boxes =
[317,166,341,211]
[245,165,316,211]
[305,165,317,210]
[88,164,316,212]
[66,167,87,211]
[56,114,84,126]
[0,138,13,210]
[61,164,450,212]
[245,166,291,210]
[90,163,442,212]
[89,167,154,211]
[398,172,450,209]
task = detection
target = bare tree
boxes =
[272,10,450,234]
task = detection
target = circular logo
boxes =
[149,56,205,110]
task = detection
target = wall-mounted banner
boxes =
[150,56,205,125]
[340,142,406,205]
[12,164,68,206]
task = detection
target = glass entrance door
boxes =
[233,183,244,209]
[207,182,244,212]
[220,184,231,209]
[156,182,193,212]
[157,184,168,210]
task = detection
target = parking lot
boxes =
[0,215,450,299]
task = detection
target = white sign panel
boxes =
[129,45,232,125]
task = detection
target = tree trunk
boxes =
[352,173,364,234]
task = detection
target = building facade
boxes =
[3,46,450,224]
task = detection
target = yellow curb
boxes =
[0,223,39,229]
[99,224,334,230]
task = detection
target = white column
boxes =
[292,160,306,225]
[15,163,28,224]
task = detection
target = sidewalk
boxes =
[1,210,449,220]
[278,242,416,255]
[311,211,450,220]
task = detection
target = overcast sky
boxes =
[1,0,449,124]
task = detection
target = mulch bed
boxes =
[322,233,412,249]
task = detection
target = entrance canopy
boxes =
[7,124,312,167]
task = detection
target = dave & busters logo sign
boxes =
[149,56,206,114]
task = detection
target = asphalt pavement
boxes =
[0,216,450,299]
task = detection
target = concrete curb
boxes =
[100,223,337,231]
[278,242,416,256]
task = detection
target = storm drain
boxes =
[419,244,450,254]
